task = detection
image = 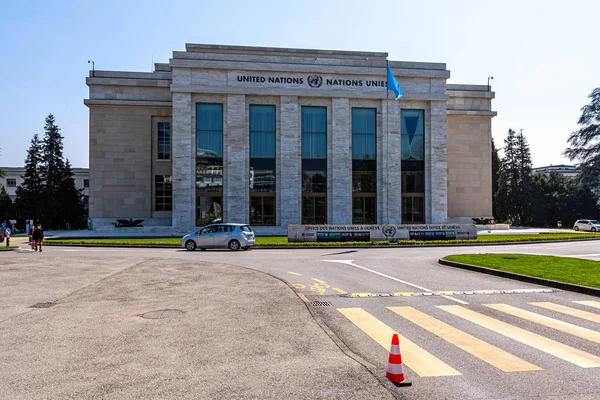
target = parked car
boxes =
[181,223,255,251]
[573,219,600,232]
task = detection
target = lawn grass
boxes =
[44,233,600,247]
[442,253,600,289]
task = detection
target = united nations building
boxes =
[85,43,496,235]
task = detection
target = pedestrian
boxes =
[29,225,36,250]
[32,225,44,252]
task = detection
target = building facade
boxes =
[85,44,495,234]
[0,167,89,204]
[533,164,580,178]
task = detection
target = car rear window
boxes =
[240,225,252,232]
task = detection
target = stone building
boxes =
[85,43,496,235]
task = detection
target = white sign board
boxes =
[288,224,477,242]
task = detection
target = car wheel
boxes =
[228,240,240,251]
[574,226,579,231]
[593,227,597,232]
[185,240,196,251]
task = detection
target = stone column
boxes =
[427,101,448,223]
[224,94,249,223]
[330,98,352,224]
[172,93,195,229]
[381,100,401,224]
[279,96,301,227]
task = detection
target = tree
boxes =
[565,87,600,189]
[57,159,86,229]
[39,114,66,228]
[0,185,11,222]
[15,134,44,223]
[496,129,534,226]
[491,137,501,219]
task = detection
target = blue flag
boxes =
[387,63,403,100]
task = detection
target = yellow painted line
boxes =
[531,302,600,324]
[291,283,306,289]
[337,308,461,377]
[333,287,347,294]
[393,292,416,296]
[486,304,600,344]
[351,292,374,297]
[287,272,302,276]
[439,305,600,368]
[389,306,541,372]
[574,301,600,310]
[312,278,328,284]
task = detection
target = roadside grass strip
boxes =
[44,233,600,247]
[442,254,600,289]
[337,308,461,377]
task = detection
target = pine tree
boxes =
[491,137,501,220]
[39,114,66,228]
[0,185,11,222]
[565,87,600,189]
[58,159,86,229]
[496,129,534,226]
[15,134,44,223]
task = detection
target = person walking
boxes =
[32,225,44,252]
[29,225,36,250]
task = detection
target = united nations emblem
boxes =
[307,75,323,88]
[382,226,397,238]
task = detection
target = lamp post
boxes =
[487,76,493,92]
[88,60,95,77]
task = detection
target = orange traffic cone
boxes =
[386,333,412,387]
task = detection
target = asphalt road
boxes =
[2,239,600,399]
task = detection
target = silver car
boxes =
[573,219,600,232]
[181,223,255,251]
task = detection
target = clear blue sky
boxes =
[1,0,598,168]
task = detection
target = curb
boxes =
[438,259,600,298]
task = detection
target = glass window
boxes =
[402,196,424,224]
[251,196,275,225]
[353,196,376,224]
[352,108,376,160]
[157,122,171,160]
[250,105,276,158]
[402,172,424,193]
[302,107,326,159]
[196,104,223,226]
[155,175,172,211]
[6,179,16,187]
[401,109,424,161]
[83,179,89,188]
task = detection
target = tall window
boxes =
[157,122,171,160]
[250,105,276,225]
[302,106,327,224]
[401,109,425,223]
[83,179,89,188]
[6,179,16,187]
[196,104,223,226]
[352,108,377,224]
[155,175,172,211]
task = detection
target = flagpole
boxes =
[385,60,389,223]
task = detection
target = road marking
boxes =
[486,304,600,344]
[332,287,347,294]
[312,278,328,284]
[531,302,600,324]
[340,288,555,298]
[337,308,461,377]
[574,301,600,310]
[439,305,600,368]
[291,284,306,289]
[322,259,468,305]
[287,272,302,276]
[388,306,541,372]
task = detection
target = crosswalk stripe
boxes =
[486,304,600,344]
[438,305,600,368]
[574,301,600,310]
[337,308,461,377]
[531,302,600,324]
[388,306,541,372]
